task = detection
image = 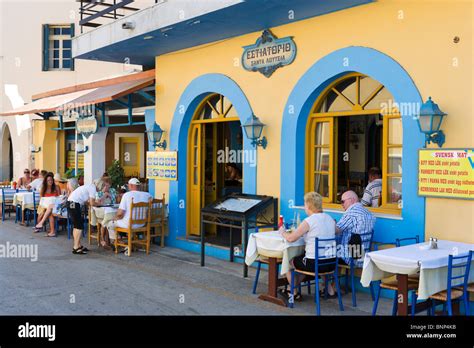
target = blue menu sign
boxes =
[242,29,296,77]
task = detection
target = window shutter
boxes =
[42,24,49,71]
[70,23,75,71]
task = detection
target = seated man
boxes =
[336,190,376,266]
[107,178,152,251]
[361,167,382,207]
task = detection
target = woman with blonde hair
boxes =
[279,191,337,301]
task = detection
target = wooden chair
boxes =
[115,199,151,256]
[88,205,101,246]
[371,242,419,315]
[149,194,167,248]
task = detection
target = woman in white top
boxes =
[279,192,337,301]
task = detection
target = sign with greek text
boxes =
[242,29,296,77]
[418,149,474,199]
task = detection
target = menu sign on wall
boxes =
[146,151,177,181]
[418,149,474,199]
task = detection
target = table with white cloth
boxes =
[13,192,34,211]
[245,230,305,306]
[361,240,474,315]
[90,205,119,228]
[36,196,60,216]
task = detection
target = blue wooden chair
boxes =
[371,241,419,315]
[338,230,374,307]
[14,189,30,224]
[1,188,16,221]
[396,235,420,247]
[411,250,472,316]
[24,191,41,226]
[289,237,344,315]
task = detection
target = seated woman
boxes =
[279,192,337,301]
[93,177,117,249]
[33,172,61,236]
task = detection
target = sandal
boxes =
[72,247,87,255]
[33,227,43,233]
[78,246,89,252]
[45,233,57,237]
[279,289,303,302]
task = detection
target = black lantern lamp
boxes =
[417,97,447,148]
[146,122,167,150]
[242,114,267,149]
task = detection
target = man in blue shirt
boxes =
[336,190,376,266]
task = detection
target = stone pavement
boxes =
[0,220,393,315]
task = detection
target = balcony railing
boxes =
[77,0,160,33]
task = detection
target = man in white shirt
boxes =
[28,169,46,191]
[361,167,382,207]
[107,178,152,250]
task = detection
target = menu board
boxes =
[146,151,177,181]
[214,198,261,212]
[418,149,474,200]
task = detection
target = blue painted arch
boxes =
[280,46,426,242]
[168,73,256,242]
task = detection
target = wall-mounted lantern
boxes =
[417,97,447,147]
[242,114,267,149]
[146,122,167,150]
[29,144,41,153]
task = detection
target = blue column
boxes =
[145,109,155,198]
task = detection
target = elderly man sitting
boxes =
[336,190,376,266]
[107,178,152,252]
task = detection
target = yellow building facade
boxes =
[153,0,473,246]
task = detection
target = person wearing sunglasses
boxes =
[18,169,32,189]
[336,190,376,267]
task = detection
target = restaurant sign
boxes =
[146,151,177,181]
[242,29,296,77]
[76,114,98,139]
[418,149,474,200]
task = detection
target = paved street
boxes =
[0,220,392,315]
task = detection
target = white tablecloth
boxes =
[245,231,305,275]
[91,206,119,227]
[13,192,34,210]
[361,240,474,300]
[39,197,58,208]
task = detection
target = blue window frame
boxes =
[42,24,75,71]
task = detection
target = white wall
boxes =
[0,0,142,179]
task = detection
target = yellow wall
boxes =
[32,120,59,173]
[154,0,473,242]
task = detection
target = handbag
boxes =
[348,233,362,259]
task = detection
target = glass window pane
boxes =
[193,167,198,185]
[123,143,137,166]
[193,147,197,165]
[388,117,402,144]
[314,173,329,198]
[53,50,59,59]
[387,176,402,204]
[53,60,59,68]
[314,122,329,146]
[314,147,329,172]
[63,50,71,59]
[63,40,71,49]
[63,59,71,69]
[53,40,60,49]
[62,28,71,36]
[53,28,61,35]
[388,147,402,174]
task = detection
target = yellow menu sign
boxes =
[146,151,177,181]
[418,149,474,199]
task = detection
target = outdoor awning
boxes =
[0,69,155,116]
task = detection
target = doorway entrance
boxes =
[187,93,243,243]
[1,123,13,182]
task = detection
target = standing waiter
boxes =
[67,179,107,254]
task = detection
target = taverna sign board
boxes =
[242,29,296,77]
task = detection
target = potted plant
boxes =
[107,160,125,190]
